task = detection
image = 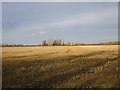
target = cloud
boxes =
[39,31,45,34]
[26,31,46,37]
[4,6,117,34]
[45,7,117,28]
[27,33,36,37]
[3,7,118,42]
[23,6,117,32]
[3,4,117,45]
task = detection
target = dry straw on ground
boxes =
[2,45,119,88]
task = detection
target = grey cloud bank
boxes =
[2,2,118,45]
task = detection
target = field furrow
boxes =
[2,45,119,88]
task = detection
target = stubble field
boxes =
[2,45,120,88]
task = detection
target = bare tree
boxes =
[47,38,53,46]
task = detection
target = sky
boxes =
[0,2,2,45]
[2,2,118,45]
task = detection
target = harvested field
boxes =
[2,45,119,88]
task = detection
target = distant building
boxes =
[42,38,63,46]
[42,40,47,46]
[41,39,80,46]
[56,39,62,46]
[67,42,80,46]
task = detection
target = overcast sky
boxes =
[2,2,118,45]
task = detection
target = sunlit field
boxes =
[2,45,119,88]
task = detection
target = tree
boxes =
[47,38,53,46]
[52,40,57,46]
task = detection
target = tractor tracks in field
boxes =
[3,49,119,88]
[31,56,119,88]
[31,51,119,88]
[66,48,71,53]
[4,50,117,71]
[58,50,115,62]
[2,48,72,59]
[28,50,114,67]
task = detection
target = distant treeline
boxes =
[97,41,120,45]
[2,42,85,47]
[41,38,84,46]
[1,44,39,47]
[1,41,120,47]
[84,41,120,45]
[41,39,120,46]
